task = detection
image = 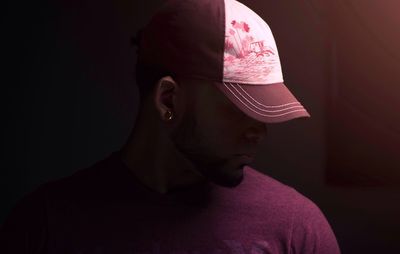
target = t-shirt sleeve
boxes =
[289,195,341,254]
[0,185,48,254]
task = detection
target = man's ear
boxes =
[153,76,183,122]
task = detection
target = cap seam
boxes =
[220,0,227,81]
[223,80,285,86]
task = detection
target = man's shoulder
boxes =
[31,153,119,202]
[241,166,320,212]
[242,166,340,253]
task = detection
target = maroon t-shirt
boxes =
[0,152,340,253]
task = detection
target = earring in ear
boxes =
[165,110,173,121]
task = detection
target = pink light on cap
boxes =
[138,0,311,123]
[218,0,310,123]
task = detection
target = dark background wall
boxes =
[2,0,400,253]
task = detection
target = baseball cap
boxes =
[136,0,311,123]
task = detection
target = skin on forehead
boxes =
[178,77,259,132]
[179,77,245,116]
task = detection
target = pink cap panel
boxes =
[223,0,284,85]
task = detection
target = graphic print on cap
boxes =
[223,0,283,84]
[216,0,311,123]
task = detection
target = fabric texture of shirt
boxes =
[0,152,340,254]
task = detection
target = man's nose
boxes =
[244,121,268,144]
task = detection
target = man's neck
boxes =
[119,108,207,195]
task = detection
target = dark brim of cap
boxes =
[215,81,311,123]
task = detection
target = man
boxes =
[0,0,341,253]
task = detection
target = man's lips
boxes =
[235,152,256,157]
[235,154,255,161]
[239,154,254,158]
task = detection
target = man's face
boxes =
[170,78,267,188]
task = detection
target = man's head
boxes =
[135,0,310,123]
[128,0,311,188]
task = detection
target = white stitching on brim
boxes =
[224,82,305,112]
[229,82,302,112]
[234,83,300,108]
[222,82,308,117]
